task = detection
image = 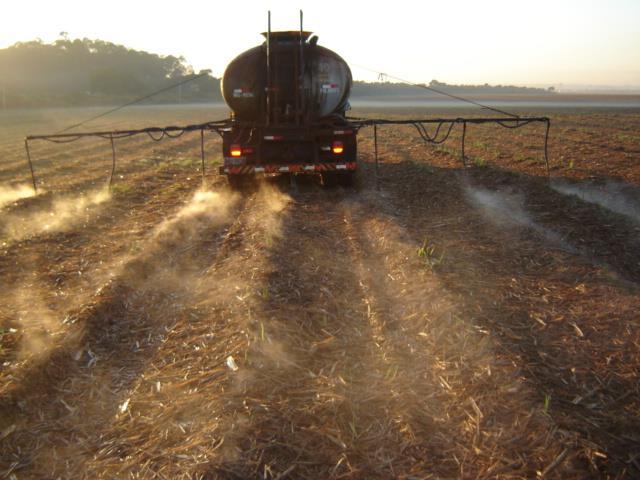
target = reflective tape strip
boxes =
[222,163,356,175]
[264,135,283,140]
[226,166,254,175]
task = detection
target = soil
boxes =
[0,105,638,478]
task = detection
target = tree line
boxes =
[351,80,555,97]
[0,36,222,108]
[0,37,555,109]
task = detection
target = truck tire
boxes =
[322,171,355,188]
[227,174,253,190]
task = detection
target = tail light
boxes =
[332,141,344,154]
[230,144,242,157]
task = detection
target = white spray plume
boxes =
[551,179,640,224]
[1,189,110,242]
[152,189,238,241]
[465,185,574,251]
[0,184,36,209]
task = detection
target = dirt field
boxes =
[0,105,639,479]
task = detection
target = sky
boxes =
[1,0,639,89]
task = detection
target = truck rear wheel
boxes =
[322,171,355,188]
[227,174,254,190]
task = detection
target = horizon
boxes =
[1,0,639,91]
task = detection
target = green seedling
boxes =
[474,157,487,168]
[417,238,445,268]
[261,286,270,301]
[110,183,134,196]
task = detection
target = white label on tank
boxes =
[321,83,339,93]
[233,88,254,98]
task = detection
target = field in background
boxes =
[0,105,639,478]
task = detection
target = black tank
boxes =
[221,31,352,123]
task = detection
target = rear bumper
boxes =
[220,162,357,175]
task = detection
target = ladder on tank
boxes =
[265,11,307,126]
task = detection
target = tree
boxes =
[0,37,223,107]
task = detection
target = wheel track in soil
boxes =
[339,196,577,478]
[178,188,427,479]
[80,184,586,478]
[81,185,434,479]
[369,159,639,476]
[1,161,637,478]
[0,182,248,478]
[0,169,224,332]
[458,168,640,284]
[81,185,287,478]
[79,174,638,478]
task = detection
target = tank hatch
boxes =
[261,31,313,43]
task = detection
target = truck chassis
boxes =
[220,122,357,187]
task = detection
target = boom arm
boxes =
[23,115,550,193]
[348,116,551,184]
[24,119,232,193]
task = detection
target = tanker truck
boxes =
[219,20,356,188]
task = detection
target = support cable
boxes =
[54,71,212,134]
[350,64,520,118]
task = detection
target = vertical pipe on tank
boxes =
[266,11,271,126]
[293,23,300,124]
[299,10,304,125]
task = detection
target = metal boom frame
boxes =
[23,115,550,193]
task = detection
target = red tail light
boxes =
[230,144,242,157]
[332,141,344,154]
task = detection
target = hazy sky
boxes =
[2,0,639,88]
